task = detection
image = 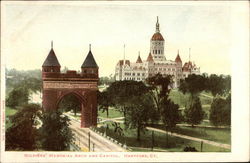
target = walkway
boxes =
[146,127,231,149]
[65,113,127,152]
[177,123,230,129]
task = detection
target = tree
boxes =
[146,73,173,111]
[160,97,181,129]
[5,104,42,150]
[179,74,207,98]
[39,110,74,151]
[6,68,42,108]
[209,95,231,126]
[160,97,181,146]
[112,122,123,136]
[206,74,231,97]
[98,90,112,118]
[98,74,115,86]
[6,69,42,95]
[184,96,204,127]
[58,94,81,116]
[107,80,149,121]
[125,94,159,141]
[6,86,29,108]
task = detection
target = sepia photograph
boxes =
[0,0,249,162]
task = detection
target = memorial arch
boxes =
[42,43,98,127]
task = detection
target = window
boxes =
[142,73,145,76]
[132,73,135,76]
[155,50,157,54]
[137,73,140,76]
[158,50,160,54]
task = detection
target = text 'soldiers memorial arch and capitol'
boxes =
[42,17,200,128]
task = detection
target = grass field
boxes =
[6,107,17,129]
[95,121,230,152]
[98,107,123,118]
[169,90,213,108]
[149,124,231,145]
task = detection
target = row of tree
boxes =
[98,73,231,141]
[6,69,42,108]
[98,74,181,141]
[179,74,231,126]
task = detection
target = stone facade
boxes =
[115,17,200,87]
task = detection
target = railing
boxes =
[89,127,130,151]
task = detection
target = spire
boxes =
[123,44,125,64]
[175,50,182,63]
[51,40,53,49]
[81,45,98,68]
[136,51,142,63]
[42,42,60,67]
[189,48,191,62]
[156,16,160,33]
[147,52,154,62]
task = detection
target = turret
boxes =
[175,50,182,65]
[136,52,143,63]
[42,41,61,77]
[81,44,99,78]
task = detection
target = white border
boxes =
[1,1,249,162]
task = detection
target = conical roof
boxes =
[42,48,61,67]
[81,50,98,68]
[175,54,182,63]
[136,55,143,63]
[146,52,154,62]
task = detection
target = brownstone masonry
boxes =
[42,43,98,128]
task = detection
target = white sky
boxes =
[0,1,246,77]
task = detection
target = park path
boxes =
[65,113,127,152]
[200,93,213,99]
[146,127,231,149]
[176,123,230,129]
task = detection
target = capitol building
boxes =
[115,17,200,88]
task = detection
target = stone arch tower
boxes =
[42,43,99,128]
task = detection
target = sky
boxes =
[1,1,247,77]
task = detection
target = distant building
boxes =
[115,17,200,87]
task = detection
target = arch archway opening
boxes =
[57,93,83,119]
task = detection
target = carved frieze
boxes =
[43,81,97,89]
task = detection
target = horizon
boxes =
[1,1,236,77]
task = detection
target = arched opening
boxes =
[57,92,84,120]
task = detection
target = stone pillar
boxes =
[91,90,97,126]
[42,89,58,110]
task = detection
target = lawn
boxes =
[98,107,123,118]
[6,107,17,129]
[169,90,212,108]
[95,121,230,152]
[149,124,231,145]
